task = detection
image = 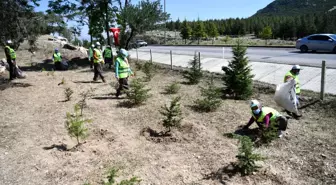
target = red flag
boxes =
[110,28,121,46]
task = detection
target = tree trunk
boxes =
[212,38,214,45]
[125,30,134,50]
[185,39,186,44]
[105,0,111,46]
[198,39,200,45]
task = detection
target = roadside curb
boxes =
[149,44,296,49]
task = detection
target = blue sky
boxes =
[35,0,274,39]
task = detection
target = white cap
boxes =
[6,40,12,44]
[250,100,260,108]
[95,42,101,46]
[292,65,301,70]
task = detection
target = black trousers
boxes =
[93,63,105,81]
[104,58,113,68]
[116,77,129,97]
[7,59,16,80]
[89,59,93,68]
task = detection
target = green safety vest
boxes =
[5,46,16,59]
[89,47,93,58]
[53,52,62,62]
[252,107,279,124]
[116,57,130,78]
[284,71,301,94]
[93,48,104,63]
[104,48,112,58]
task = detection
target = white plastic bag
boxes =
[274,79,299,115]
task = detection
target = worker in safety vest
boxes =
[93,42,106,82]
[52,48,63,70]
[243,100,288,138]
[284,65,302,118]
[115,48,134,98]
[88,44,94,69]
[103,45,113,69]
[4,40,17,80]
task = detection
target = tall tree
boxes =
[259,26,272,45]
[208,22,219,45]
[116,0,169,49]
[192,18,206,44]
[174,18,181,31]
[180,19,192,44]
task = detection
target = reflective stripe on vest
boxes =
[5,46,16,59]
[252,107,279,124]
[53,53,62,62]
[93,49,103,63]
[116,57,130,78]
[284,71,300,94]
[104,48,112,58]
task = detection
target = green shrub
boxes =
[159,96,183,133]
[65,104,92,145]
[142,61,156,81]
[104,168,141,185]
[222,39,254,100]
[164,81,181,94]
[183,53,203,85]
[194,76,222,112]
[260,123,279,144]
[236,136,265,176]
[125,78,151,106]
[77,88,95,116]
[64,87,74,101]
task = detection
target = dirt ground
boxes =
[0,47,336,185]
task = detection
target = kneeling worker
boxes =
[243,100,288,138]
[115,49,134,98]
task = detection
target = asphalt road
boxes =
[137,46,336,68]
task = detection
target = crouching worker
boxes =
[115,49,134,98]
[53,48,68,70]
[243,100,288,138]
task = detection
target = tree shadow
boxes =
[203,163,240,184]
[223,126,261,142]
[0,81,33,91]
[116,100,136,108]
[73,80,103,84]
[43,144,68,151]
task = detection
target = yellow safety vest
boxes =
[284,71,301,94]
[104,48,112,58]
[116,57,130,78]
[93,49,104,63]
[252,107,279,124]
[5,46,16,59]
[53,52,62,62]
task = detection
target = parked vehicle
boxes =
[296,34,336,53]
[136,40,147,47]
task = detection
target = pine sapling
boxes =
[104,168,141,185]
[65,104,92,146]
[222,39,254,100]
[235,136,265,176]
[183,52,203,85]
[260,123,279,144]
[77,88,95,116]
[159,96,183,133]
[125,78,151,106]
[194,76,222,112]
[164,81,181,94]
[58,77,66,85]
[142,61,156,81]
[64,87,74,101]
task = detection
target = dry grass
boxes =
[0,48,335,185]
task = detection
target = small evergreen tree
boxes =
[65,104,92,146]
[64,87,74,101]
[259,26,272,45]
[180,19,192,44]
[208,22,219,45]
[77,88,95,116]
[126,78,151,106]
[104,168,141,185]
[192,18,207,44]
[222,40,254,100]
[236,136,265,176]
[183,53,203,85]
[260,123,279,144]
[164,81,181,94]
[142,61,156,81]
[194,76,222,112]
[159,96,183,133]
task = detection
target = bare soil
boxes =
[0,48,335,185]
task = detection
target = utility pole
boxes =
[164,0,166,44]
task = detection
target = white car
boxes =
[136,40,147,47]
[296,34,336,53]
